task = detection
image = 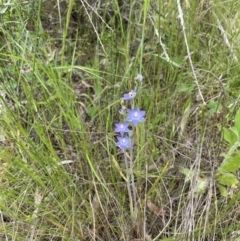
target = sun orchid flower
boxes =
[116,136,132,151]
[122,89,137,100]
[115,122,130,136]
[126,107,146,126]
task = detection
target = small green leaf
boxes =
[235,109,240,134]
[216,172,239,187]
[180,168,194,183]
[86,107,98,118]
[9,79,18,89]
[220,152,240,172]
[231,126,239,139]
[177,82,195,93]
[218,184,228,197]
[195,177,208,194]
[207,101,222,113]
[223,127,237,146]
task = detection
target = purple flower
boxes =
[115,122,130,136]
[122,89,137,100]
[116,136,132,151]
[126,107,146,126]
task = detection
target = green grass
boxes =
[1,0,240,240]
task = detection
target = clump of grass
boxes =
[1,0,240,240]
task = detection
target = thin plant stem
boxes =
[124,151,134,217]
[177,0,206,105]
[129,144,137,221]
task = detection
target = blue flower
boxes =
[122,89,137,100]
[114,122,130,136]
[116,136,132,151]
[136,73,143,82]
[126,107,146,126]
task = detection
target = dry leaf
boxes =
[179,103,191,137]
[147,200,165,217]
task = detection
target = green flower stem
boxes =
[129,137,137,220]
[124,151,134,216]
